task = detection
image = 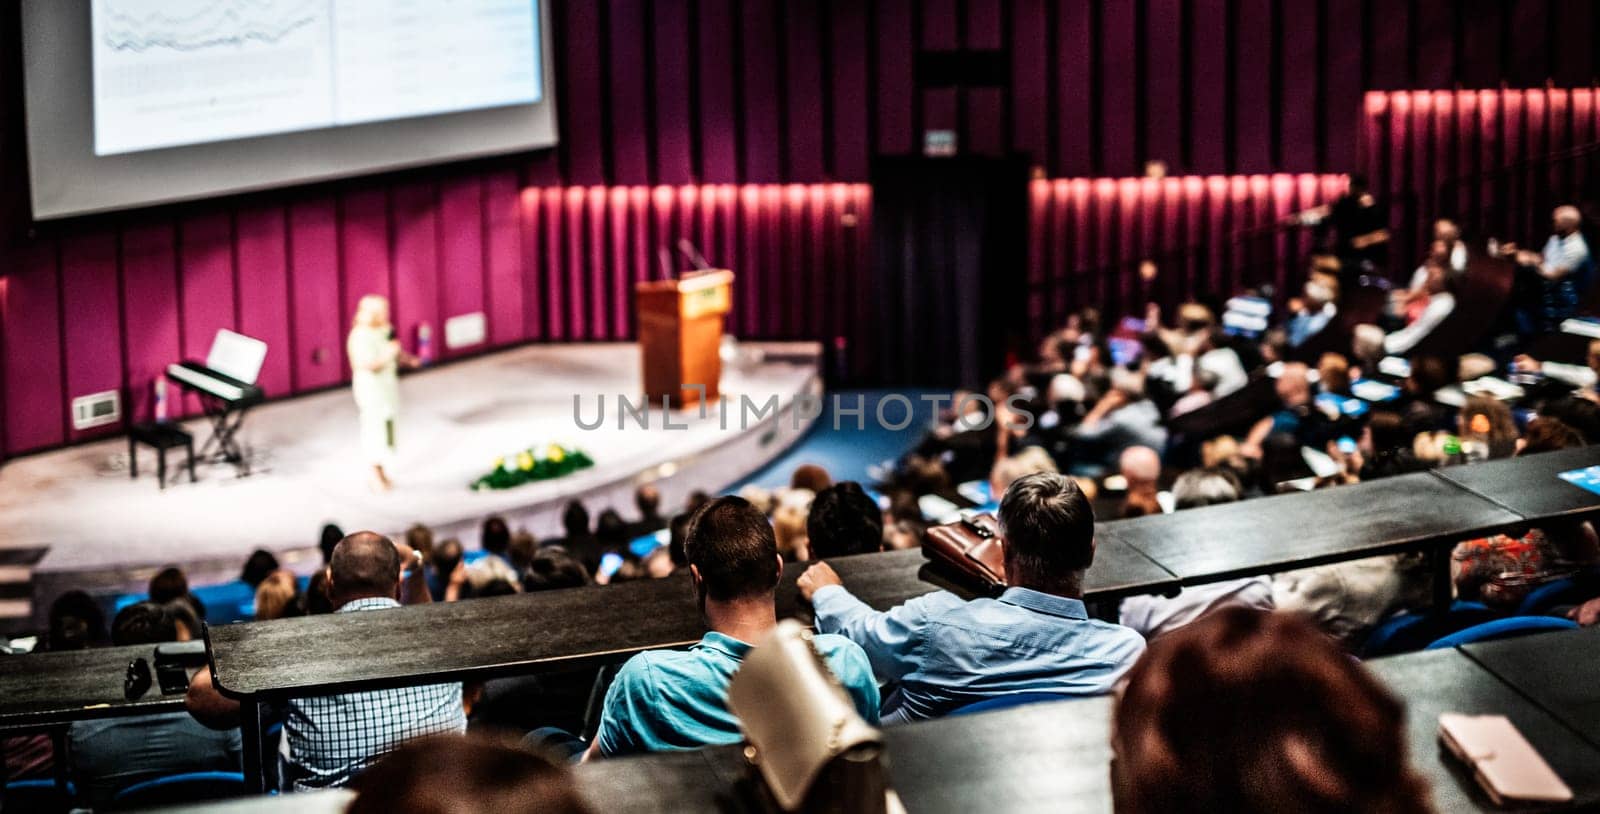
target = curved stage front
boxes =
[2,342,823,621]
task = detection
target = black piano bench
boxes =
[128,422,196,490]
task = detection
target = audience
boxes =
[239,549,281,590]
[187,532,465,790]
[800,472,1144,722]
[253,569,301,621]
[522,546,591,592]
[1119,470,1273,640]
[806,481,884,559]
[148,566,206,620]
[1452,418,1598,610]
[349,735,591,814]
[1112,608,1431,813]
[70,602,243,809]
[586,496,878,757]
[628,484,667,538]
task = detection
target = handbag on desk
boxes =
[727,620,894,814]
[921,512,1007,594]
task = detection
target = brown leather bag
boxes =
[921,513,1007,593]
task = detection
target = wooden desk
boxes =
[1431,446,1600,523]
[575,697,1115,814]
[0,643,186,733]
[209,546,1173,701]
[1461,625,1600,751]
[1098,472,1520,587]
[577,647,1600,814]
[1366,646,1600,812]
[207,544,1173,790]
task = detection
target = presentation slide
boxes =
[90,0,542,156]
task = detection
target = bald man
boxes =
[1505,205,1594,333]
[1117,446,1164,518]
[187,532,464,790]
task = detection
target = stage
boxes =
[0,341,823,628]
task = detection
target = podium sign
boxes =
[636,270,734,406]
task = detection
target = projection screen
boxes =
[22,0,559,220]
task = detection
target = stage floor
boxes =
[1,341,822,617]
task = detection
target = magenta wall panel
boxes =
[553,0,605,185]
[827,1,870,179]
[2,244,64,452]
[59,232,120,442]
[438,177,486,360]
[651,0,695,186]
[1413,0,1456,89]
[1009,0,1049,169]
[177,213,236,416]
[873,0,916,156]
[1054,1,1093,175]
[338,188,390,336]
[483,172,524,348]
[1098,2,1137,175]
[234,207,292,400]
[1186,0,1227,172]
[605,0,651,185]
[390,183,441,354]
[286,199,343,392]
[783,2,826,182]
[1143,0,1183,170]
[119,224,181,425]
[696,0,739,183]
[1232,0,1273,174]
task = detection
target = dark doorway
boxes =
[869,155,1028,388]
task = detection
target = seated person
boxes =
[70,602,242,809]
[1116,445,1164,519]
[807,482,884,559]
[587,497,878,758]
[1503,204,1594,333]
[1272,551,1431,646]
[1112,608,1429,813]
[187,532,465,790]
[1382,259,1455,355]
[1118,470,1272,640]
[1068,368,1169,472]
[1453,418,1600,611]
[1513,338,1600,402]
[1285,272,1341,348]
[1241,363,1330,459]
[799,472,1145,723]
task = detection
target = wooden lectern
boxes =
[636,270,735,406]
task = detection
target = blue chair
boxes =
[1516,568,1600,616]
[950,693,1074,716]
[1426,616,1579,650]
[4,778,75,811]
[111,771,248,808]
[1361,602,1500,658]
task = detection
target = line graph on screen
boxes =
[97,0,325,54]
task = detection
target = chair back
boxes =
[1361,602,1499,658]
[111,771,248,809]
[1426,616,1579,650]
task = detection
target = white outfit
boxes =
[1271,554,1428,645]
[1383,292,1455,355]
[348,326,400,464]
[1120,577,1274,640]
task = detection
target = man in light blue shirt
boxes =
[588,496,879,758]
[798,472,1145,723]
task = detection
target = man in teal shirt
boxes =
[587,496,879,758]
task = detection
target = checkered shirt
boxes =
[282,597,466,790]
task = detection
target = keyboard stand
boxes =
[195,392,253,476]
